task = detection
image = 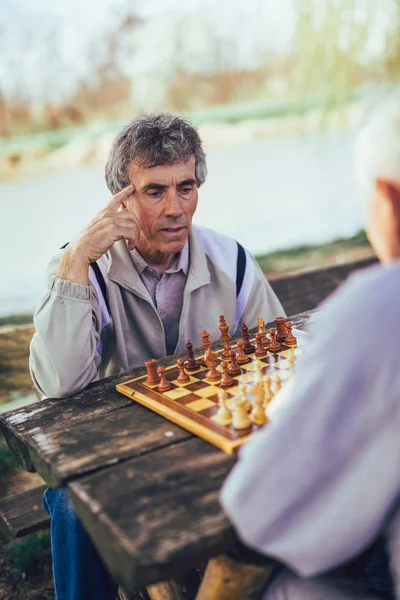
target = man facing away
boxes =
[221,94,400,599]
[29,112,284,600]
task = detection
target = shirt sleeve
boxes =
[29,252,103,398]
[221,268,400,576]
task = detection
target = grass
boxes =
[0,314,34,327]
[0,439,20,478]
[0,326,35,399]
[255,229,371,274]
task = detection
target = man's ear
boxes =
[376,178,400,217]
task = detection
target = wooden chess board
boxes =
[116,332,305,454]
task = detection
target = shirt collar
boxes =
[130,240,189,277]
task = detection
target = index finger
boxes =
[107,184,135,210]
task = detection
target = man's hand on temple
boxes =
[57,184,139,285]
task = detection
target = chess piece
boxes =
[144,358,160,385]
[231,386,252,430]
[185,340,200,371]
[219,315,231,341]
[258,318,269,348]
[269,328,281,352]
[254,360,263,381]
[228,350,241,376]
[176,357,190,383]
[201,330,211,365]
[214,390,232,426]
[275,374,282,393]
[264,376,273,407]
[285,322,297,346]
[236,339,249,364]
[250,381,268,426]
[275,317,287,342]
[255,333,267,357]
[222,338,232,361]
[157,366,171,392]
[205,348,221,382]
[242,323,255,354]
[220,361,234,387]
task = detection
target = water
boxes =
[0,130,365,317]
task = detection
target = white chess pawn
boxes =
[214,390,232,426]
[231,388,251,430]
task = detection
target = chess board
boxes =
[116,331,305,454]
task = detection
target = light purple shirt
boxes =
[221,259,400,579]
[130,242,189,355]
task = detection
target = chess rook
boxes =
[275,317,287,342]
[144,358,160,385]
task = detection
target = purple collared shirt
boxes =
[130,242,189,355]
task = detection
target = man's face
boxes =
[124,156,198,257]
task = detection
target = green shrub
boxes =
[7,531,52,577]
[0,440,20,478]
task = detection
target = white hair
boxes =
[355,92,400,195]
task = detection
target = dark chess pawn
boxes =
[268,328,281,352]
[228,350,241,376]
[241,323,255,354]
[255,333,267,357]
[176,357,190,383]
[157,366,171,392]
[285,322,297,346]
[222,338,232,360]
[236,339,250,364]
[185,340,200,371]
[220,361,234,387]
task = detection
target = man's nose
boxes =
[164,189,183,218]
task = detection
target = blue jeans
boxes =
[43,487,119,600]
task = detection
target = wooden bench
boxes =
[0,484,49,541]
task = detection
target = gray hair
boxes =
[105,112,207,194]
[355,92,400,196]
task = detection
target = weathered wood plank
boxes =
[195,554,276,600]
[3,404,193,488]
[0,485,49,540]
[68,438,237,595]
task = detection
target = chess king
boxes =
[30,112,284,600]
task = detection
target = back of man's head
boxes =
[355,92,400,195]
[105,112,207,195]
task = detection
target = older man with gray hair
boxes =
[221,93,400,598]
[30,112,284,600]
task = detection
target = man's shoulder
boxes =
[193,224,240,250]
[312,259,400,340]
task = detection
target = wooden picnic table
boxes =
[0,310,314,599]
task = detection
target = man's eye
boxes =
[150,190,162,198]
[180,187,192,194]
